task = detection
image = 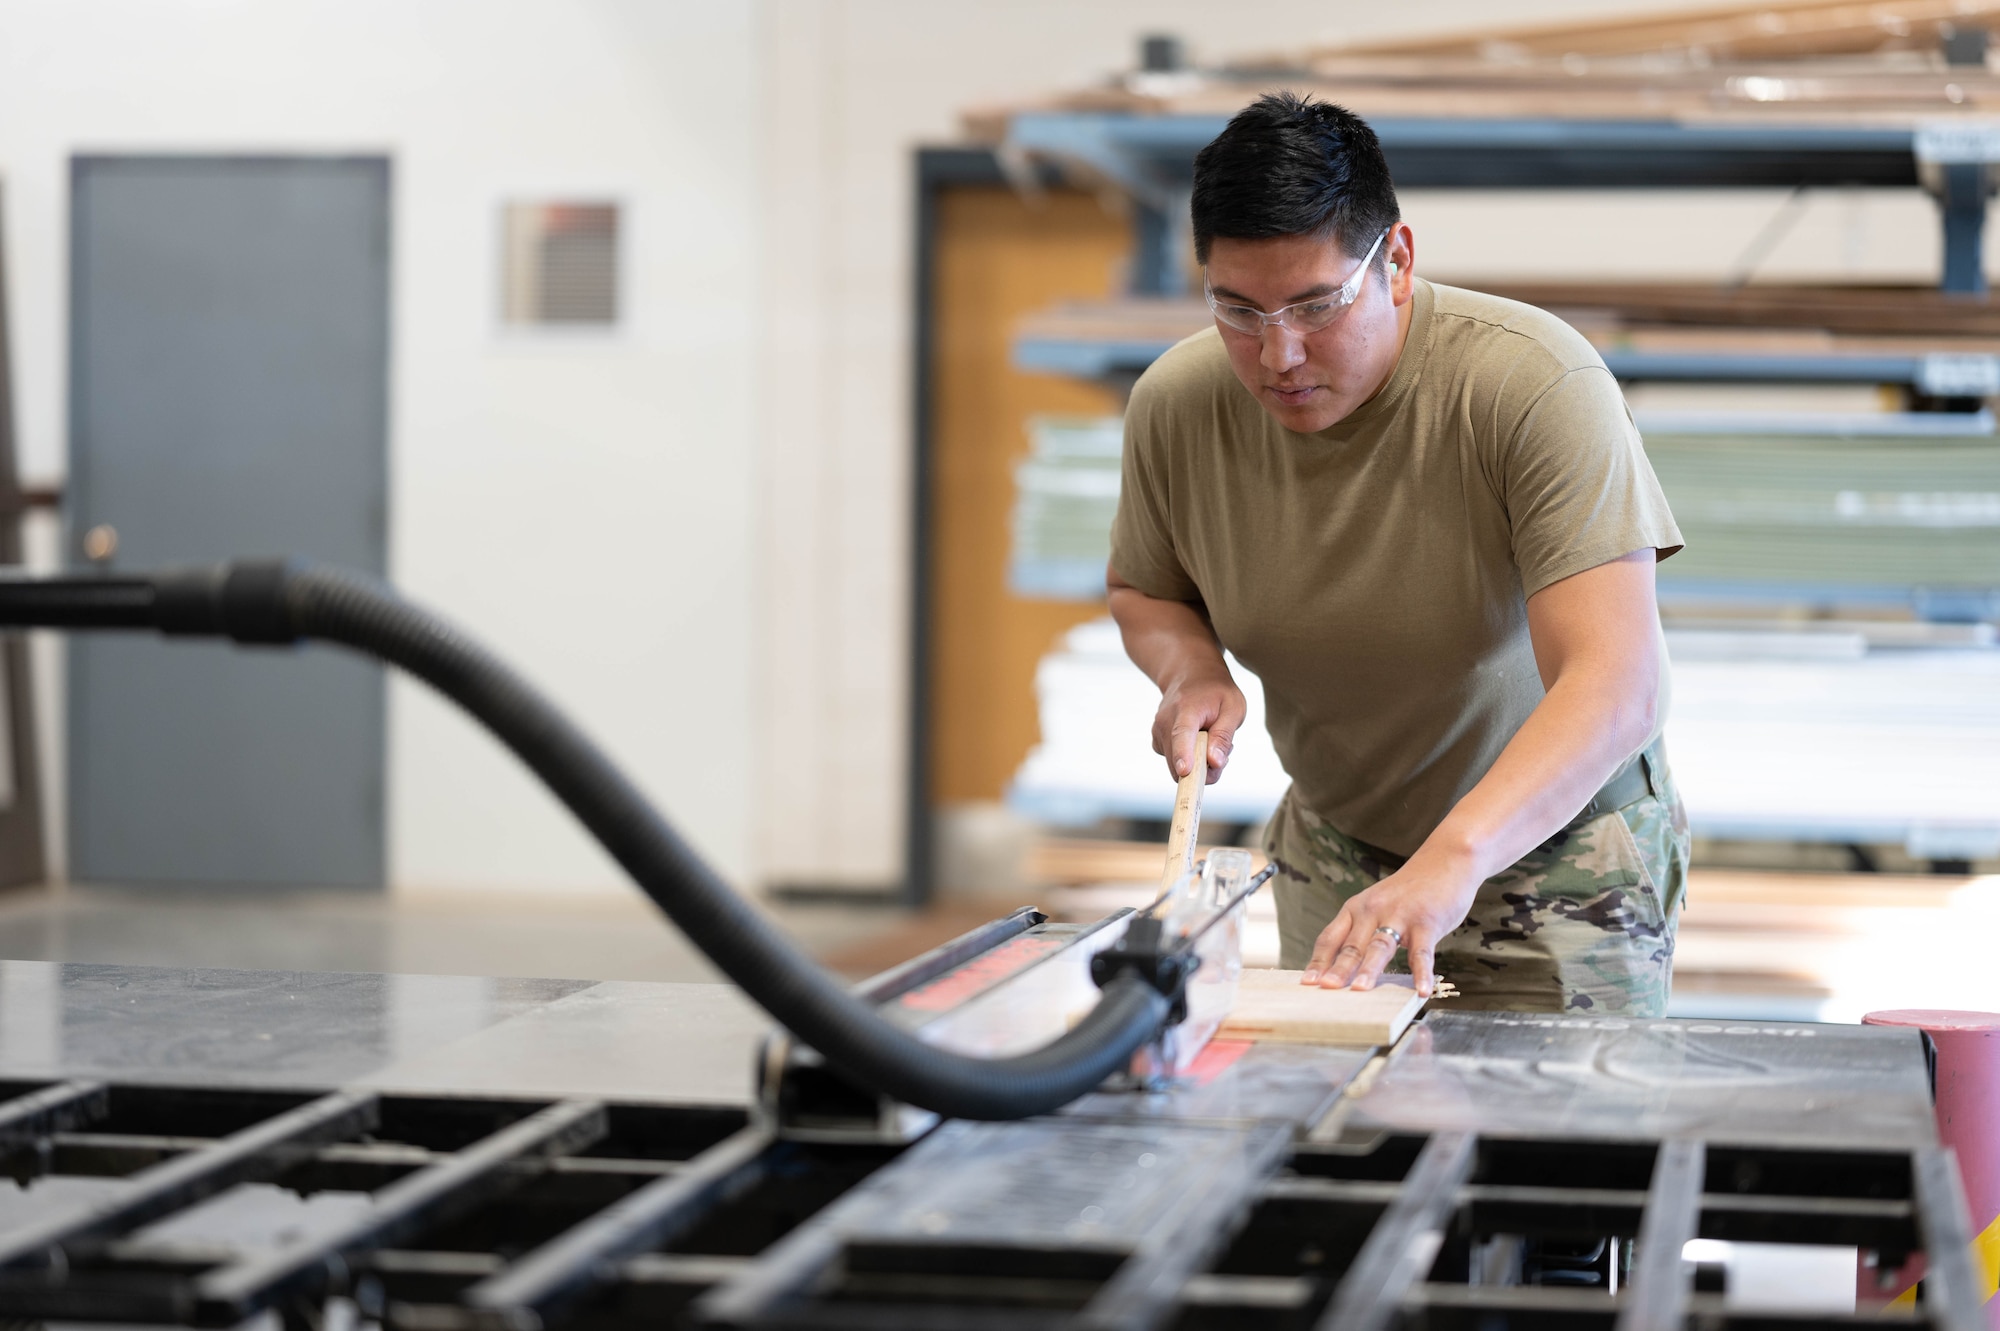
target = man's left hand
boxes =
[1302,859,1482,998]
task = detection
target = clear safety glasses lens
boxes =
[1204,229,1388,336]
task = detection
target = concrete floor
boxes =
[0,882,904,982]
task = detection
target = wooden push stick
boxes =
[1160,730,1208,894]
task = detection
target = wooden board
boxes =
[1217,969,1427,1048]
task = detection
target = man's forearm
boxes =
[1412,668,1656,885]
[1107,582,1228,691]
[1308,660,1658,995]
[1108,571,1247,781]
[1407,552,1664,887]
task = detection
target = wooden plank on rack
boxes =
[1477,282,2000,337]
[968,42,2000,132]
[1300,0,2000,65]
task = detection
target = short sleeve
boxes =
[1109,374,1202,602]
[1500,366,1685,597]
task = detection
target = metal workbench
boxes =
[0,927,1979,1331]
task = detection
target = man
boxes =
[1107,92,1689,1015]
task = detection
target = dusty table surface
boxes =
[0,960,770,1105]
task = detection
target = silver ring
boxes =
[1374,925,1404,946]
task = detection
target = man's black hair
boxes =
[1190,92,1400,266]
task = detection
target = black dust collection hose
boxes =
[0,560,1172,1121]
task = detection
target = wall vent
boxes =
[501,201,620,327]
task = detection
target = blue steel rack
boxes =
[1016,334,2000,395]
[997,106,2000,619]
[976,107,2000,856]
[1003,111,1986,295]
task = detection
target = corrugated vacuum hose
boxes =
[0,559,1175,1121]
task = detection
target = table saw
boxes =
[0,929,1977,1330]
[0,560,1980,1330]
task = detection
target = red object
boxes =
[1860,1010,2000,1321]
[1183,1038,1253,1087]
[889,935,1068,1013]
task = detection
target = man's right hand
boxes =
[1108,565,1247,787]
[1153,667,1246,785]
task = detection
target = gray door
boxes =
[68,156,389,887]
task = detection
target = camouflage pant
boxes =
[1266,742,1691,1017]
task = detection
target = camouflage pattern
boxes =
[1266,740,1691,1017]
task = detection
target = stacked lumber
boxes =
[967,59,2000,134]
[965,1,2000,143]
[983,1,2000,346]
[1016,299,1207,349]
[1304,0,2000,67]
[1647,431,2000,589]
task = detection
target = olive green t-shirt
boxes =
[1109,278,1683,856]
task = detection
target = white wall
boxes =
[0,0,760,893]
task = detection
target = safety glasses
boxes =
[1203,228,1389,337]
